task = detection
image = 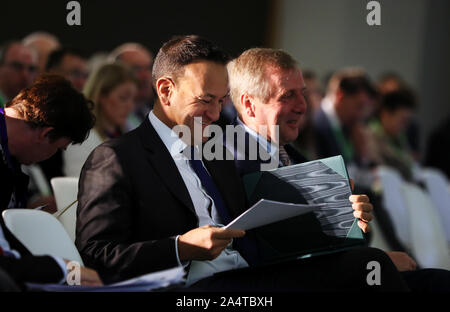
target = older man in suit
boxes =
[225,47,450,292]
[76,36,409,291]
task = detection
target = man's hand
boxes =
[386,251,417,272]
[349,194,373,233]
[178,225,245,261]
[64,260,103,286]
[79,267,103,286]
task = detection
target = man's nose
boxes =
[293,94,307,113]
[205,102,221,122]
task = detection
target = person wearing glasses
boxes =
[109,42,155,131]
[0,41,38,108]
[46,47,89,92]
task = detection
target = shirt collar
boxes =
[148,110,188,157]
[236,116,278,157]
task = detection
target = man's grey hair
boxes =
[227,48,298,116]
[22,31,60,47]
[108,42,153,63]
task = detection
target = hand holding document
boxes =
[224,199,325,231]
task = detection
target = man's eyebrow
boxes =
[201,92,229,99]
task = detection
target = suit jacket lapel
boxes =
[137,119,196,214]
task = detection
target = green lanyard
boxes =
[332,126,354,163]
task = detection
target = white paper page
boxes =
[224,199,325,230]
[25,266,185,292]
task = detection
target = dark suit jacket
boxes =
[76,118,249,282]
[0,159,64,287]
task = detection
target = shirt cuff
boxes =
[175,235,190,268]
[51,256,68,284]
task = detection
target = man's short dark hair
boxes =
[381,89,416,112]
[339,74,377,98]
[328,68,377,98]
[45,47,86,71]
[152,35,229,87]
[6,74,95,143]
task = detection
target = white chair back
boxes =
[376,166,411,249]
[2,209,84,265]
[420,168,450,243]
[51,177,79,242]
[401,182,450,269]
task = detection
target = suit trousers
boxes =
[186,247,409,292]
[0,267,20,292]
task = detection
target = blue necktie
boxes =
[189,146,232,224]
[188,146,259,265]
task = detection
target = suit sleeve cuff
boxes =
[51,256,67,284]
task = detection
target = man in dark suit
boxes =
[76,35,409,291]
[0,75,102,289]
[225,47,450,292]
[312,68,377,166]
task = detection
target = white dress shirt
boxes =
[235,117,284,166]
[148,111,248,286]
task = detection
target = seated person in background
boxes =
[313,68,377,167]
[63,63,138,177]
[368,89,418,181]
[377,72,421,161]
[0,74,102,289]
[76,35,409,291]
[226,48,450,292]
[0,40,38,107]
[33,47,90,209]
[312,68,380,189]
[109,42,155,131]
[46,47,89,92]
[22,31,60,74]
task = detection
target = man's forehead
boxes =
[266,66,305,89]
[7,44,37,63]
[180,61,228,96]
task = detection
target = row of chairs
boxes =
[370,166,450,270]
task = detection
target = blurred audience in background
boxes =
[293,70,324,160]
[377,72,421,160]
[312,68,378,188]
[63,63,138,177]
[109,43,154,131]
[0,41,38,107]
[425,115,450,179]
[368,89,418,181]
[46,47,89,92]
[22,31,60,74]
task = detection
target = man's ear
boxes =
[241,93,256,118]
[156,77,174,106]
[37,127,54,143]
[335,89,345,105]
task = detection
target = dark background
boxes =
[1,0,273,57]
